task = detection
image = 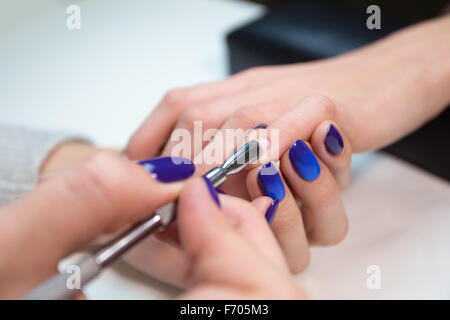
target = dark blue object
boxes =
[324,124,344,155]
[265,200,280,225]
[216,188,226,195]
[138,157,195,183]
[258,162,285,201]
[203,176,221,207]
[289,140,320,181]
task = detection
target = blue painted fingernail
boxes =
[203,176,221,207]
[215,188,226,195]
[138,157,195,183]
[289,140,320,181]
[265,199,280,225]
[258,162,285,201]
[324,124,344,155]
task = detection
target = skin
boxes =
[122,15,450,278]
[35,116,353,287]
[0,154,303,299]
[12,14,449,294]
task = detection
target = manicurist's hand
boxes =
[0,149,303,300]
[176,178,304,300]
[0,152,196,299]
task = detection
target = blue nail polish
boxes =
[324,124,344,155]
[265,200,279,225]
[203,176,221,207]
[289,140,320,181]
[138,157,195,183]
[215,188,226,195]
[258,162,285,201]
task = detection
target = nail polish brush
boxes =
[23,140,260,299]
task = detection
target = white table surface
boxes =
[1,0,449,299]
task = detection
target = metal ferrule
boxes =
[204,167,227,187]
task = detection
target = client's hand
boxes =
[123,16,450,276]
[177,178,304,299]
[0,151,302,300]
[125,98,354,276]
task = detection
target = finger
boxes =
[171,101,286,201]
[177,178,288,287]
[125,75,255,160]
[280,140,348,246]
[194,100,292,170]
[246,162,310,273]
[124,235,192,288]
[0,152,195,295]
[310,121,352,188]
[189,94,344,177]
[153,188,286,274]
[265,94,349,162]
[160,78,301,160]
[219,194,288,270]
[73,291,87,300]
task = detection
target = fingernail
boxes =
[265,199,280,225]
[203,176,221,207]
[289,140,320,181]
[138,157,195,183]
[258,162,285,201]
[324,124,344,155]
[216,188,226,194]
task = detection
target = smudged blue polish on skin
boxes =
[289,140,320,181]
[265,199,280,225]
[215,188,226,195]
[138,157,195,183]
[258,162,285,201]
[324,124,344,155]
[203,176,221,207]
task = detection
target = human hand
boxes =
[176,177,304,300]
[0,152,195,299]
[123,16,450,276]
[124,95,353,275]
[125,15,450,160]
[1,149,302,300]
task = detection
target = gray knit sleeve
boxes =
[0,124,90,205]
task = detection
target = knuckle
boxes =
[178,106,206,128]
[304,93,336,119]
[163,88,190,109]
[229,106,260,129]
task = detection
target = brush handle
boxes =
[23,255,101,300]
[23,141,260,299]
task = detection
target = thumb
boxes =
[177,177,278,288]
[177,177,238,275]
[0,152,194,298]
[177,177,305,300]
